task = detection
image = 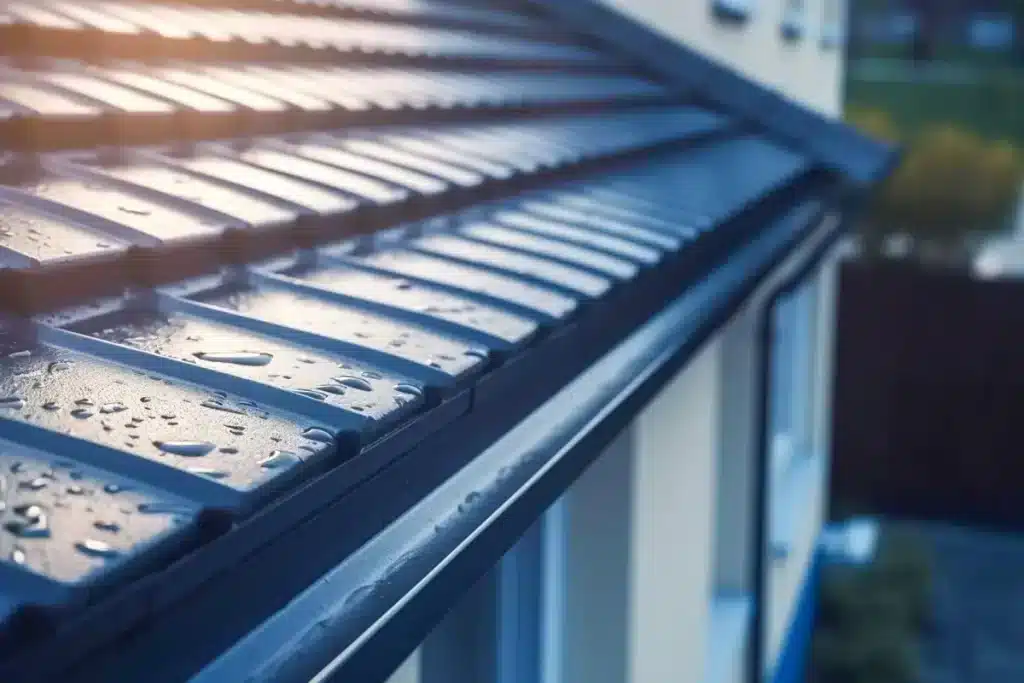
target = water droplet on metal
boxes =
[334,377,372,392]
[314,384,346,396]
[301,427,333,443]
[75,398,94,407]
[0,397,25,410]
[99,402,127,414]
[137,502,192,516]
[118,205,151,216]
[153,440,216,457]
[219,446,239,454]
[76,539,119,558]
[70,408,94,419]
[7,350,31,359]
[94,520,121,533]
[104,483,123,494]
[259,451,301,470]
[20,478,47,491]
[67,484,85,495]
[5,504,50,538]
[10,547,26,565]
[187,467,229,480]
[394,384,423,398]
[41,401,60,411]
[47,361,71,373]
[362,370,383,380]
[200,399,246,415]
[465,349,488,360]
[194,351,274,366]
[294,389,328,401]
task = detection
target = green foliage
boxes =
[810,526,932,683]
[846,109,1024,258]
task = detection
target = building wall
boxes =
[596,0,846,116]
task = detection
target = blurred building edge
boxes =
[384,3,853,683]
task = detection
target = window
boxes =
[781,0,806,42]
[821,0,846,49]
[767,278,819,556]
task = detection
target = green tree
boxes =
[846,109,1024,262]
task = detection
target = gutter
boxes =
[185,193,846,683]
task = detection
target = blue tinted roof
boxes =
[0,0,888,679]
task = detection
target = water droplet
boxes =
[362,370,383,380]
[334,377,372,392]
[5,505,49,538]
[314,384,346,396]
[101,420,114,432]
[41,401,60,411]
[187,467,229,480]
[297,357,315,365]
[294,389,328,401]
[140,397,152,403]
[259,450,301,470]
[0,397,25,410]
[395,280,412,290]
[67,484,86,495]
[20,478,47,491]
[104,483,123,494]
[7,350,31,359]
[10,547,26,565]
[75,398,94,407]
[118,205,150,216]
[344,583,378,607]
[94,520,121,533]
[200,399,246,415]
[75,539,119,558]
[301,427,334,443]
[153,440,215,457]
[465,349,488,360]
[219,446,239,454]
[47,361,71,373]
[194,351,274,367]
[99,402,127,414]
[394,384,423,398]
[138,502,192,516]
[70,408,94,419]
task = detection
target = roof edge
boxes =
[527,0,900,186]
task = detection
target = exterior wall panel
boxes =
[597,0,845,116]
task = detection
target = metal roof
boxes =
[0,1,893,681]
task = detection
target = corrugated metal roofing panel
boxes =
[0,0,890,676]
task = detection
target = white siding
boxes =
[385,650,422,683]
[597,0,844,116]
[630,340,722,683]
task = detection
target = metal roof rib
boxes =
[0,0,894,679]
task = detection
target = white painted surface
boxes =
[713,304,760,595]
[384,650,421,683]
[597,0,845,115]
[559,428,635,683]
[630,340,722,683]
[705,595,754,683]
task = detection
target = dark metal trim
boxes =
[747,208,853,683]
[181,193,843,683]
[525,0,902,186]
